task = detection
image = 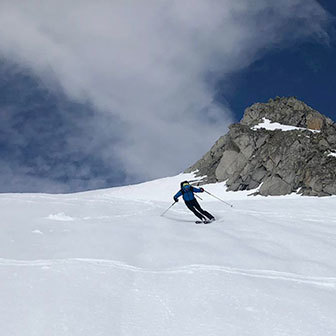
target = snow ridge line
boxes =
[0,258,335,288]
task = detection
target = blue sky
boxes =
[0,1,334,193]
[0,61,127,192]
[221,0,336,120]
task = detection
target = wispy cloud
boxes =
[0,0,331,188]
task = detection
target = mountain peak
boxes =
[241,96,330,131]
[186,97,336,196]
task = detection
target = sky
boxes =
[0,0,335,193]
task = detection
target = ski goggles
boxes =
[182,182,190,187]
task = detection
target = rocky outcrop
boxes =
[186,97,336,196]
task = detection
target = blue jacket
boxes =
[174,186,203,202]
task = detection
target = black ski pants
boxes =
[185,199,214,220]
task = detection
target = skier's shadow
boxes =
[162,215,196,223]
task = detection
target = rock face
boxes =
[186,97,336,196]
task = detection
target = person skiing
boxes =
[173,181,215,223]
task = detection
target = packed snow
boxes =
[47,212,75,221]
[1,173,336,336]
[252,118,321,133]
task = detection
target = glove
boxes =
[174,197,178,202]
[200,188,204,192]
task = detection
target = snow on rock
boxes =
[327,152,336,158]
[0,173,336,335]
[252,118,321,132]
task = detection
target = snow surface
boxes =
[1,173,336,335]
[252,118,321,133]
[328,152,336,158]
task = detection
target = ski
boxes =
[195,218,216,224]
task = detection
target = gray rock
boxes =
[259,176,292,196]
[215,150,247,180]
[251,166,267,182]
[185,96,336,196]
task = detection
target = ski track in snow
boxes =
[1,258,335,289]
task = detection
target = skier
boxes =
[173,181,215,223]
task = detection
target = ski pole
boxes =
[195,194,203,201]
[160,202,177,217]
[204,190,233,208]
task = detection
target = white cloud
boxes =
[0,0,330,182]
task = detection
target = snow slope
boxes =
[1,173,336,336]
